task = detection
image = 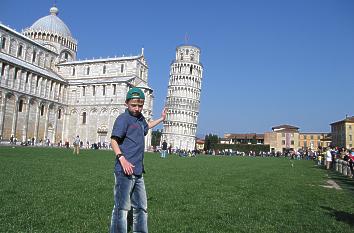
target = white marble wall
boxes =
[0,24,153,150]
[162,45,203,151]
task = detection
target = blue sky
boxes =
[2,0,354,137]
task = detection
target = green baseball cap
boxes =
[126,87,145,100]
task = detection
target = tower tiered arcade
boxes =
[162,45,203,151]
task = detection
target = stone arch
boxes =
[81,108,88,114]
[90,108,98,114]
[2,92,17,139]
[71,108,78,114]
[111,108,119,115]
[26,98,39,139]
[100,108,108,114]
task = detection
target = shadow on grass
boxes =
[327,170,354,194]
[321,206,354,227]
[312,165,354,193]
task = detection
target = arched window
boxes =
[72,67,75,76]
[103,65,106,74]
[82,112,87,124]
[14,68,18,80]
[1,64,5,76]
[40,105,45,116]
[1,37,6,49]
[32,51,37,63]
[58,109,62,119]
[17,45,23,57]
[86,66,90,75]
[18,100,24,112]
[120,64,124,73]
[113,84,116,95]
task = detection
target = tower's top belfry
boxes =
[175,45,201,64]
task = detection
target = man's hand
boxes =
[119,156,135,175]
[148,107,167,129]
[161,107,167,121]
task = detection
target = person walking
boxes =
[325,147,332,170]
[161,140,168,158]
[110,87,166,233]
[73,135,80,155]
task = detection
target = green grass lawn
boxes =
[0,147,353,233]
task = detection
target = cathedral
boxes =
[0,6,153,148]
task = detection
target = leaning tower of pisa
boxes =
[161,45,203,151]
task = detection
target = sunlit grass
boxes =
[0,147,353,232]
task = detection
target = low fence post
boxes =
[343,161,348,176]
[338,160,343,174]
[347,163,352,177]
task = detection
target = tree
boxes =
[151,130,162,148]
[204,134,219,151]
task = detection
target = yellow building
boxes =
[330,116,354,148]
[195,139,205,151]
[264,125,300,152]
[298,133,331,150]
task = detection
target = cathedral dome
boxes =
[29,6,72,38]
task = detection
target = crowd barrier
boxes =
[333,159,353,178]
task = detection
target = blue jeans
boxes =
[161,150,167,158]
[110,172,148,233]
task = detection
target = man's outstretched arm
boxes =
[148,108,166,129]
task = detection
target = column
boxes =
[37,77,42,96]
[26,72,31,93]
[51,82,56,100]
[16,69,22,91]
[5,66,12,86]
[42,78,47,97]
[34,104,40,142]
[46,80,51,99]
[0,62,3,81]
[11,68,18,89]
[52,82,57,100]
[62,109,68,143]
[0,93,7,139]
[63,86,67,103]
[52,106,58,143]
[43,104,50,140]
[30,74,35,94]
[22,99,31,142]
[11,97,19,138]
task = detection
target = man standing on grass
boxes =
[110,87,166,233]
[73,135,80,155]
[161,140,168,158]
